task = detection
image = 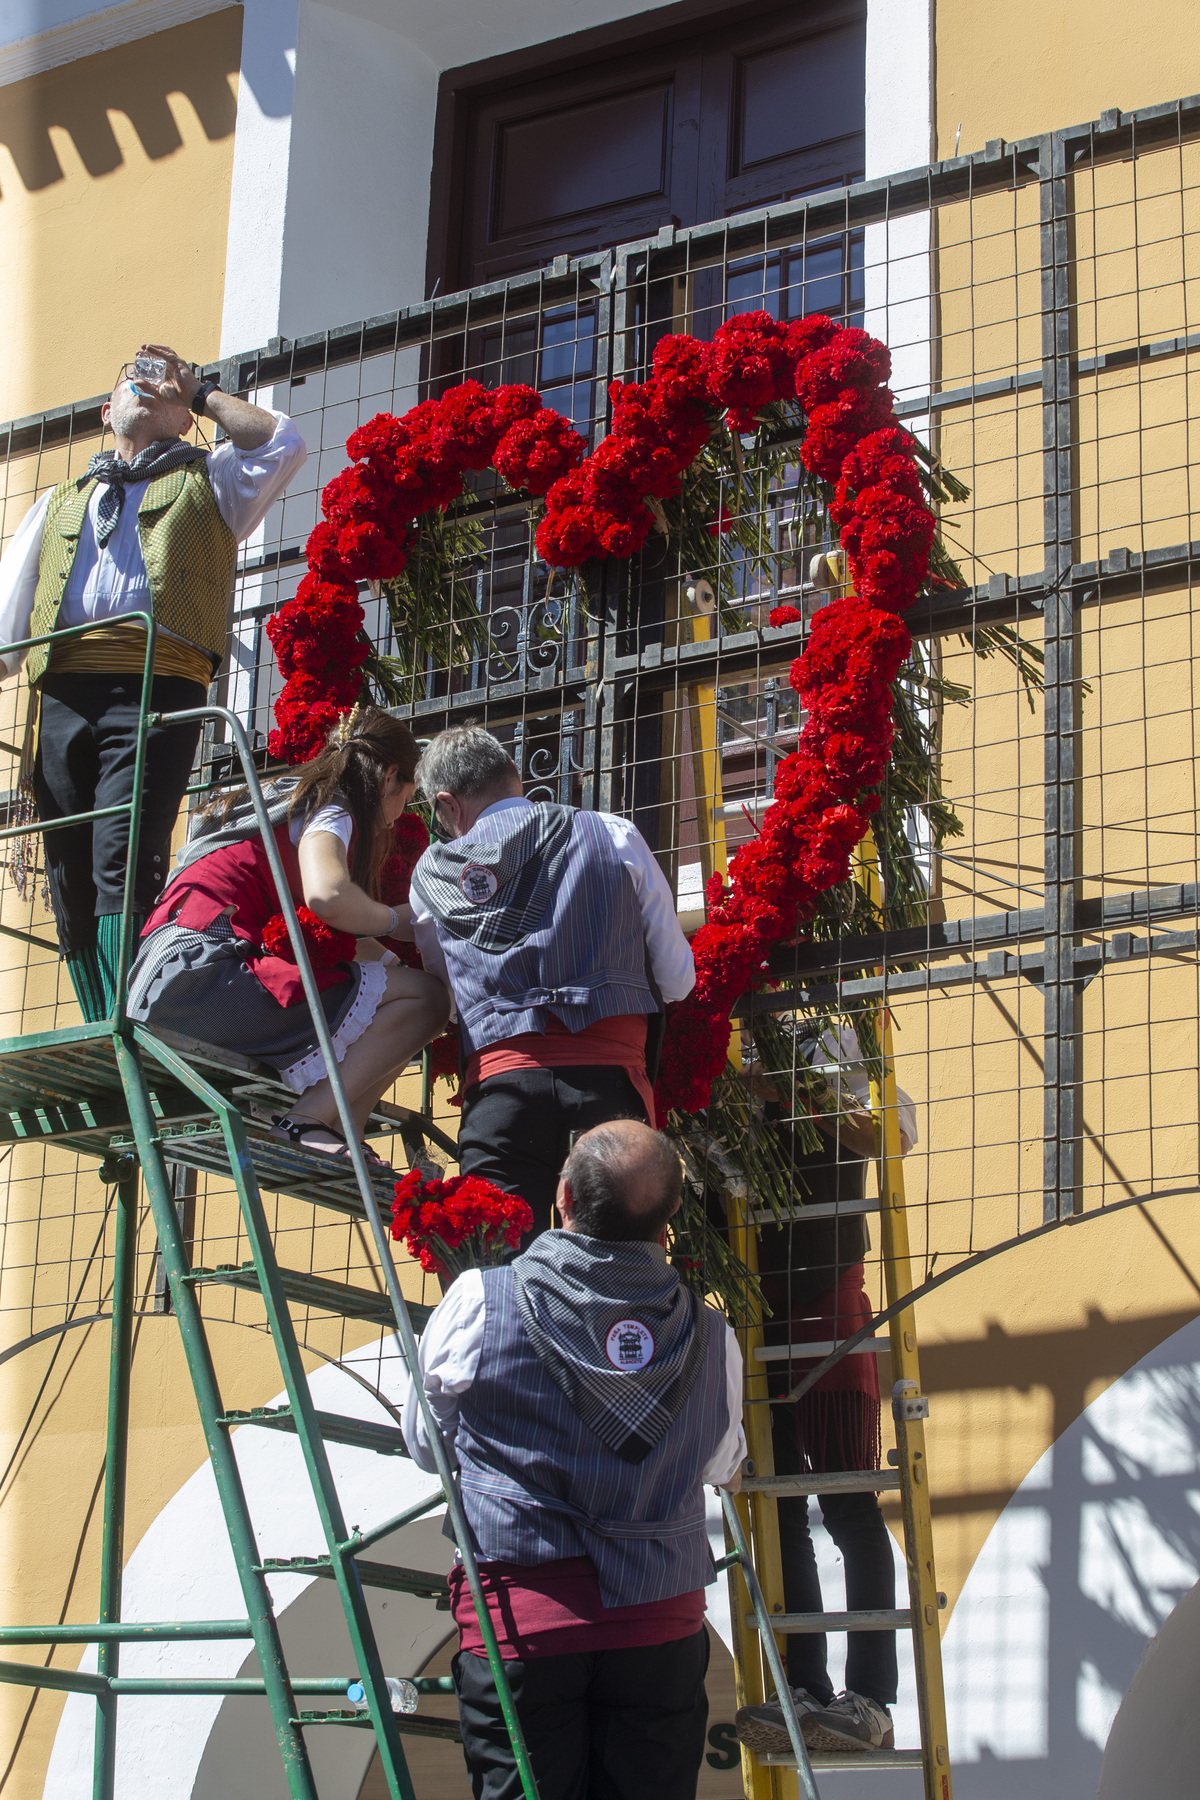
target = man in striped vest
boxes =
[400,1119,745,1800]
[410,726,695,1240]
[0,344,305,1020]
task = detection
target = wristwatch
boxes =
[190,377,221,416]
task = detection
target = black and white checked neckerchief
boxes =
[511,1233,711,1465]
[85,439,208,546]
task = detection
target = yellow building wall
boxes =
[0,6,242,424]
[936,0,1200,158]
[0,2,1198,1793]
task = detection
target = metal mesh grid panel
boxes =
[0,95,1195,1420]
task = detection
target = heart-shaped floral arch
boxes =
[267,311,956,1118]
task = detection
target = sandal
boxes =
[271,1115,397,1179]
[360,1140,397,1175]
[269,1115,353,1160]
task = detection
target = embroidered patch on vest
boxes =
[605,1319,655,1370]
[460,864,499,903]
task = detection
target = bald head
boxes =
[556,1120,683,1243]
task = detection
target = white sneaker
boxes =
[734,1687,824,1756]
[801,1690,894,1753]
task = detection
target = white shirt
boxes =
[398,1257,746,1487]
[288,803,353,852]
[410,796,695,1007]
[810,1024,919,1149]
[0,409,307,679]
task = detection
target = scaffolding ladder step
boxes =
[260,1554,448,1602]
[753,1339,891,1361]
[745,1608,912,1633]
[750,1197,880,1227]
[759,1748,925,1770]
[742,1470,900,1496]
[219,1406,409,1458]
[186,1262,431,1331]
[156,1128,400,1219]
[292,1710,461,1740]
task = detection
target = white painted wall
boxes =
[218,0,697,355]
[863,0,934,410]
[1099,1577,1200,1798]
[43,1338,447,1798]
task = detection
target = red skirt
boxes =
[787,1261,881,1474]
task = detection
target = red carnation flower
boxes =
[335,520,408,581]
[786,314,841,366]
[346,412,411,464]
[306,519,352,581]
[261,906,356,969]
[390,1170,533,1279]
[494,411,587,496]
[489,384,545,436]
[768,604,804,627]
[379,812,430,906]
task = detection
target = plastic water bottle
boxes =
[133,352,168,386]
[346,1677,419,1714]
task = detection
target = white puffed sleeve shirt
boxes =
[0,409,307,679]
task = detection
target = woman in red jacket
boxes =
[129,706,449,1163]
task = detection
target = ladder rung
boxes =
[750,1198,880,1227]
[186,1262,431,1331]
[260,1555,448,1601]
[754,1339,891,1361]
[219,1406,409,1457]
[746,1608,911,1633]
[292,1710,461,1741]
[759,1749,925,1770]
[742,1470,901,1495]
[157,1129,400,1218]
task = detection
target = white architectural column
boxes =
[220,0,300,356]
[863,0,935,409]
[219,0,686,360]
[222,0,441,352]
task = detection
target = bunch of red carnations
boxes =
[270,382,587,763]
[266,576,372,763]
[653,344,935,1116]
[830,426,937,612]
[260,906,357,971]
[390,1170,533,1280]
[268,310,950,1125]
[535,310,905,570]
[536,334,713,565]
[373,814,463,1094]
[654,597,916,1117]
[378,812,430,958]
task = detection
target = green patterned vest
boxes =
[26,461,237,687]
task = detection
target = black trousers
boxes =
[771,1399,898,1706]
[453,1630,710,1800]
[34,673,206,953]
[455,1065,650,1240]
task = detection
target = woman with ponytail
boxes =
[128,706,449,1166]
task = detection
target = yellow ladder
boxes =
[720,840,953,1799]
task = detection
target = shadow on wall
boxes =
[32,1301,1200,1798]
[811,1304,1200,1800]
[933,1311,1200,1800]
[0,8,241,194]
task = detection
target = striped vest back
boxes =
[431,807,657,1056]
[455,1264,727,1609]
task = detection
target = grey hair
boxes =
[416,726,521,804]
[562,1124,683,1243]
